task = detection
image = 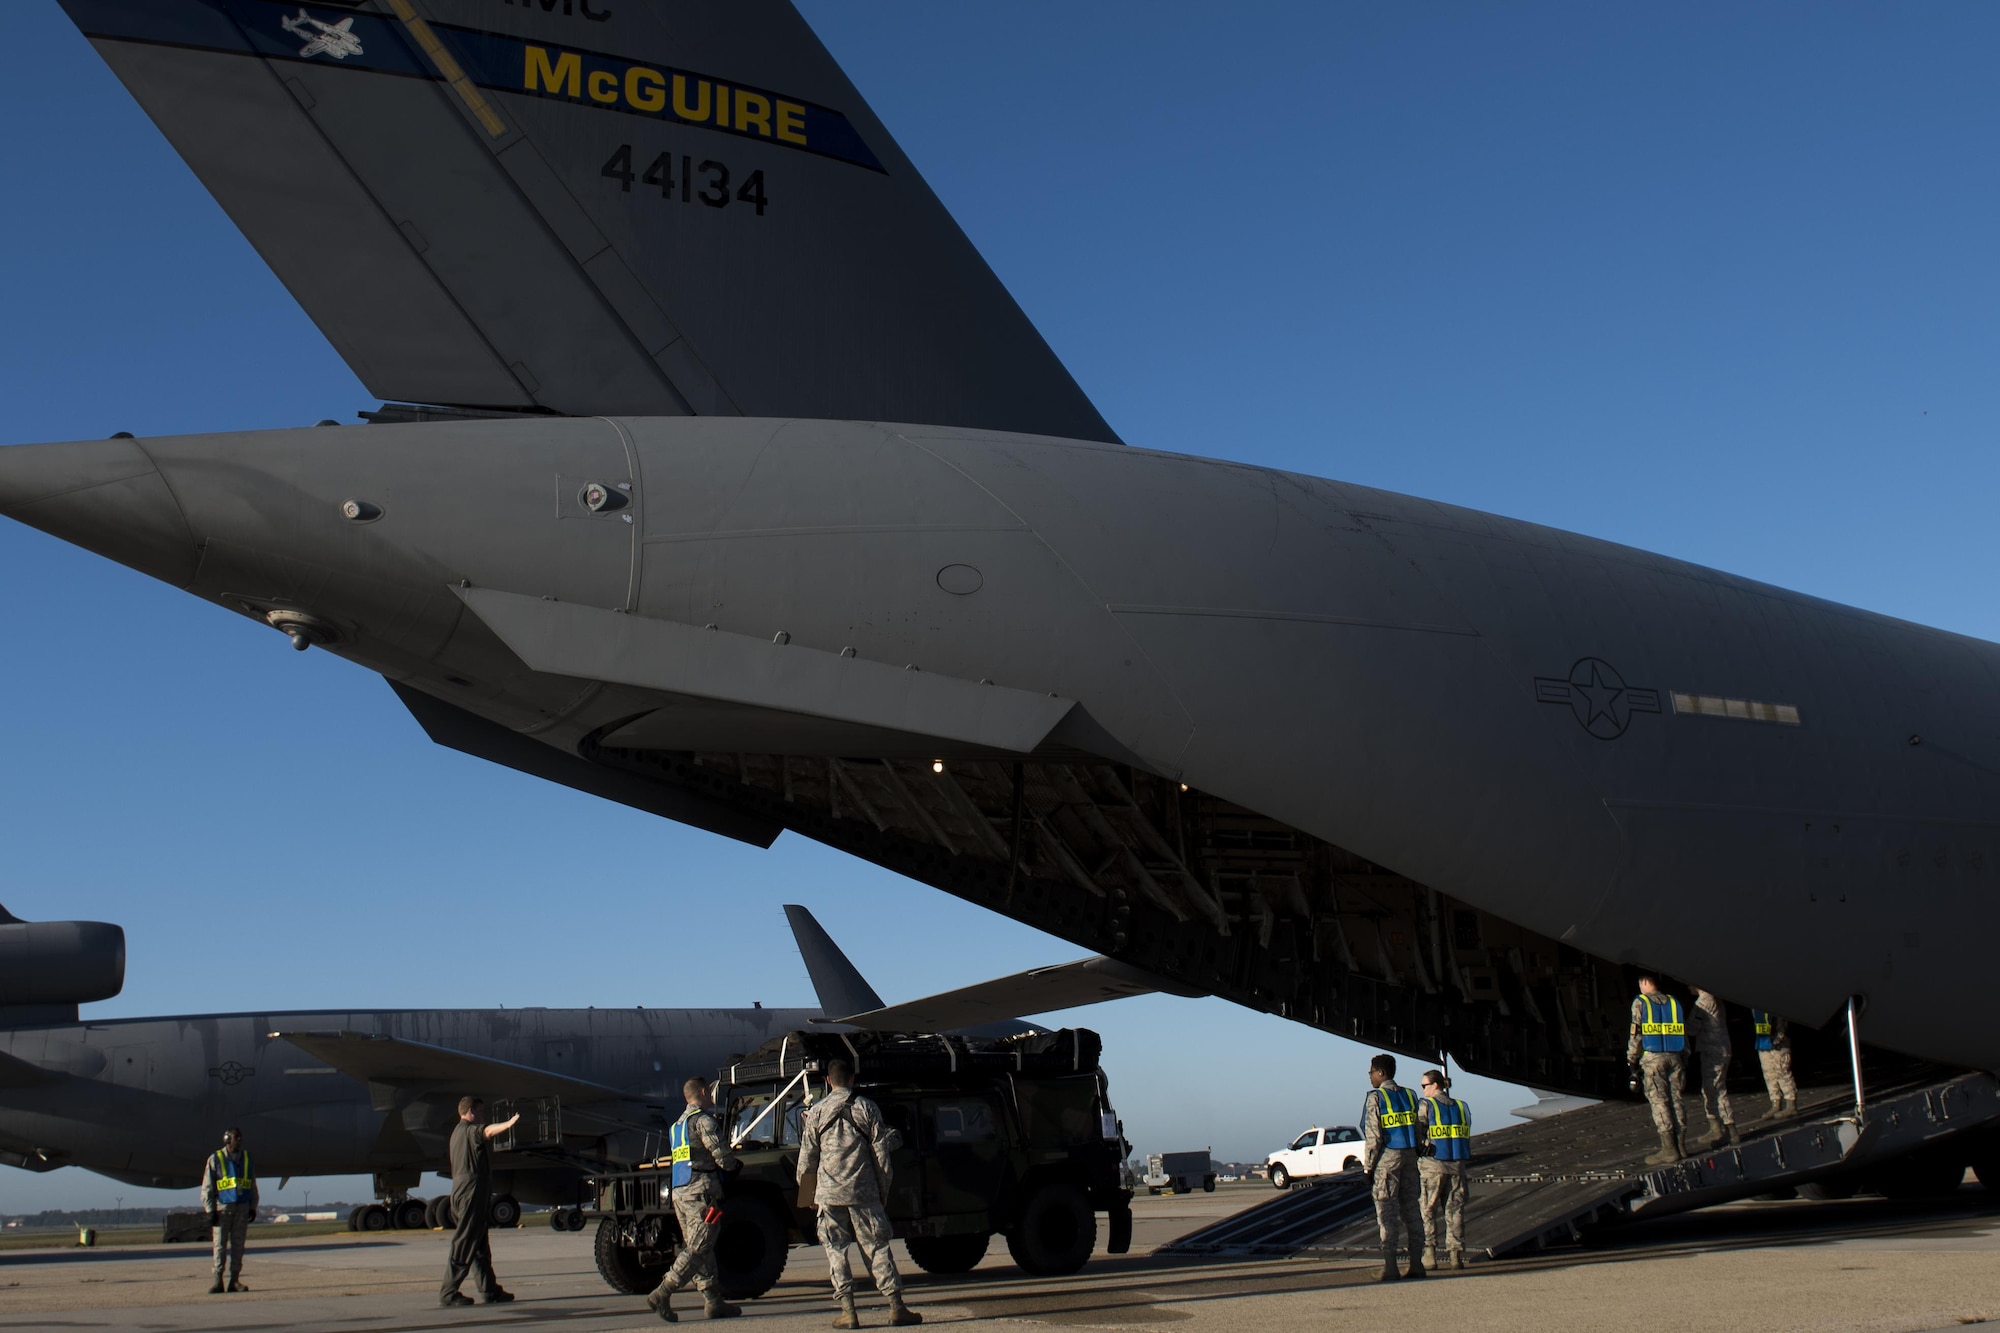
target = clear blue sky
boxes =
[4,2,2000,1212]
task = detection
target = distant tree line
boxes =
[5,1203,368,1228]
[5,1208,171,1227]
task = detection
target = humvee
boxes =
[587,1027,1133,1298]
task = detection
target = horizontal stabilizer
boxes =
[61,0,1116,436]
[783,904,885,1020]
[460,588,1075,755]
[830,955,1201,1034]
[271,1030,631,1104]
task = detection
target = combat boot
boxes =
[1644,1131,1679,1165]
[1377,1245,1400,1281]
[208,1278,224,1295]
[1420,1245,1437,1269]
[1405,1250,1427,1280]
[1449,1247,1466,1270]
[1697,1116,1723,1149]
[646,1284,679,1323]
[703,1296,742,1320]
[833,1295,862,1329]
[1722,1121,1741,1147]
[887,1295,923,1326]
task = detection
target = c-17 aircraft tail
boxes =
[57,0,1116,438]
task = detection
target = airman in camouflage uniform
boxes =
[1361,1052,1426,1282]
[646,1077,742,1323]
[1752,1009,1799,1121]
[1414,1069,1470,1271]
[1628,975,1688,1165]
[798,1060,920,1329]
[1688,988,1739,1148]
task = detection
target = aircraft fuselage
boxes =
[1,417,1991,1094]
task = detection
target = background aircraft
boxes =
[0,902,1160,1222]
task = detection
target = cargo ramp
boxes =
[1160,1072,2000,1261]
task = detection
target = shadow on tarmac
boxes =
[913,1186,2000,1325]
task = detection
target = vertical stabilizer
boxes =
[783,904,885,1019]
[58,0,1118,438]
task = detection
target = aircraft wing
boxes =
[271,1030,635,1105]
[0,1049,63,1091]
[58,0,1117,439]
[828,955,1203,1034]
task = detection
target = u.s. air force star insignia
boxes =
[281,10,364,61]
[207,1061,257,1086]
[1534,657,1661,740]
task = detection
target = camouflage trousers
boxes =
[1759,1048,1798,1106]
[818,1201,904,1302]
[654,1187,722,1296]
[211,1204,250,1278]
[1418,1159,1466,1252]
[1695,1048,1735,1125]
[1641,1052,1687,1140]
[1370,1150,1424,1252]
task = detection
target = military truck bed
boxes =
[1160,1072,2000,1262]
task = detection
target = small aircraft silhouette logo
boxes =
[281,10,364,60]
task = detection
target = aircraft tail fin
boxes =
[783,904,885,1020]
[59,0,1117,437]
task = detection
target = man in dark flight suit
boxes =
[439,1096,521,1309]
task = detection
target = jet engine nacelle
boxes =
[0,909,124,1005]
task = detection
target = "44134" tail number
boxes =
[601,144,768,215]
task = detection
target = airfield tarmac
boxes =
[1,1185,1996,1333]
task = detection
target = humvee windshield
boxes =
[725,1080,811,1149]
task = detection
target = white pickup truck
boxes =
[1265,1125,1363,1188]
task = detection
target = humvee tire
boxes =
[716,1196,789,1300]
[1005,1182,1096,1276]
[906,1233,990,1274]
[594,1217,666,1295]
